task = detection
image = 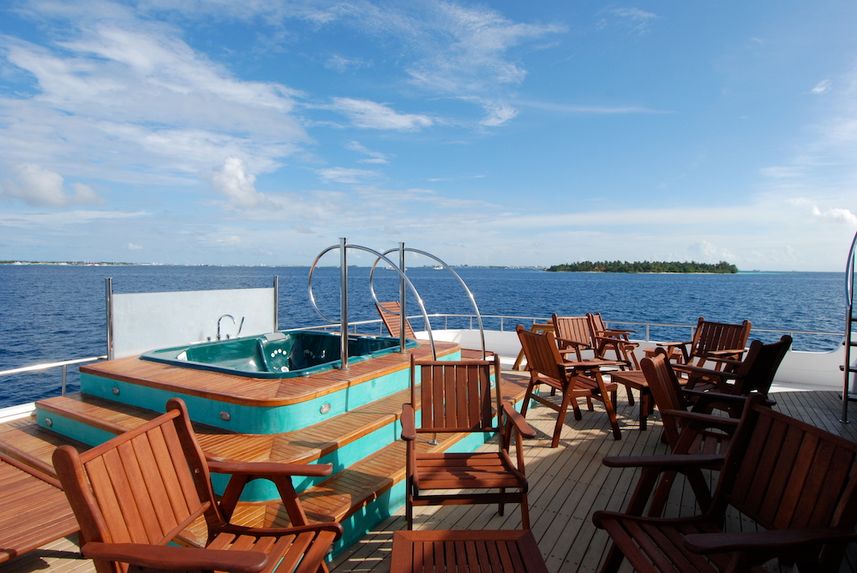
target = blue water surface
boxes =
[0,265,845,406]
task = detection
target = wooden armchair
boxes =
[638,350,751,516]
[53,398,341,573]
[656,316,751,375]
[553,313,636,405]
[594,396,857,572]
[401,355,536,529]
[673,335,792,397]
[376,300,417,340]
[377,300,492,360]
[586,312,640,369]
[516,325,622,445]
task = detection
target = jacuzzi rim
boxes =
[139,331,419,379]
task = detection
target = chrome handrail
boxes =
[0,355,106,397]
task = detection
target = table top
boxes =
[390,529,547,573]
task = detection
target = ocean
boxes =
[0,265,845,407]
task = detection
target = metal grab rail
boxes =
[842,230,857,422]
[307,239,438,364]
[369,246,489,360]
[0,355,106,396]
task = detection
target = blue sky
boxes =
[0,1,855,270]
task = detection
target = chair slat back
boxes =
[516,325,566,383]
[377,301,417,340]
[640,352,685,446]
[734,336,792,396]
[723,403,857,533]
[412,355,500,433]
[53,401,217,573]
[692,317,752,356]
[551,314,592,348]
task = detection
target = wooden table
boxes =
[390,529,547,572]
[608,370,655,430]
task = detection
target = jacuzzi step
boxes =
[183,374,531,553]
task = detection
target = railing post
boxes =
[399,242,406,353]
[339,237,349,369]
[61,364,67,396]
[645,323,651,341]
[105,277,114,360]
[500,317,504,331]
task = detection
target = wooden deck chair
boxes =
[673,335,792,397]
[401,355,536,530]
[376,300,417,340]
[551,314,597,361]
[656,316,752,372]
[376,301,493,360]
[516,325,622,445]
[637,350,749,516]
[586,312,640,369]
[594,396,857,573]
[53,398,342,573]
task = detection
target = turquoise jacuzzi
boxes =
[141,331,417,378]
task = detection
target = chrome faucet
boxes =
[216,314,235,341]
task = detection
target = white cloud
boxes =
[332,98,433,130]
[346,140,389,164]
[811,206,857,227]
[0,10,305,200]
[517,100,669,115]
[317,167,379,184]
[127,242,143,250]
[1,163,101,207]
[325,54,368,73]
[811,79,831,95]
[602,7,658,34]
[211,157,264,208]
[480,102,518,126]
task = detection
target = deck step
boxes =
[0,416,89,477]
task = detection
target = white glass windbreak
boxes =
[111,287,275,358]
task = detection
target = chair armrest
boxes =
[684,528,857,554]
[207,458,333,478]
[564,359,626,370]
[603,327,634,335]
[556,338,589,349]
[502,401,537,439]
[702,348,745,358]
[656,341,692,349]
[602,454,724,470]
[672,363,738,380]
[661,409,741,431]
[82,542,268,573]
[595,336,639,348]
[221,522,344,540]
[401,403,416,441]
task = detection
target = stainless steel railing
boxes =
[0,355,106,396]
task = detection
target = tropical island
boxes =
[546,260,738,273]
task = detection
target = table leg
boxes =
[640,390,649,431]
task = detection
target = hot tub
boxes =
[141,331,417,378]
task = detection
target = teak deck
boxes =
[5,390,857,572]
[80,341,460,406]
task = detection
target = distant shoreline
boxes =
[547,260,738,274]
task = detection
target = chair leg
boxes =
[625,384,635,406]
[406,479,414,530]
[596,375,621,440]
[520,384,534,416]
[520,493,531,529]
[498,488,505,516]
[586,396,594,411]
[553,390,574,447]
[598,542,626,573]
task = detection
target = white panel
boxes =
[112,287,275,358]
